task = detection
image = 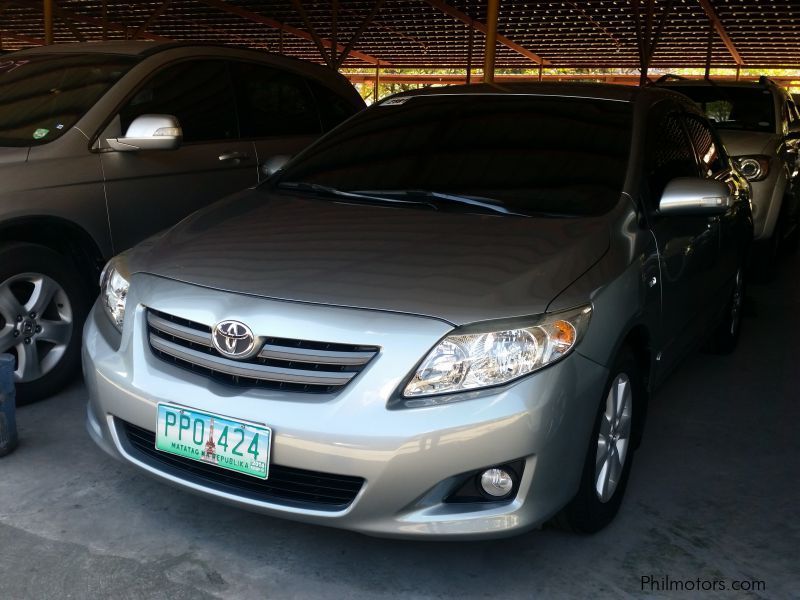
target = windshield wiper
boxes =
[354,189,531,217]
[276,182,437,209]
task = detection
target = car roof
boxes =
[386,82,641,103]
[659,79,778,91]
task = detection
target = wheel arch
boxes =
[615,323,652,447]
[0,216,106,291]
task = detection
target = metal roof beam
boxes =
[198,0,386,65]
[697,0,744,65]
[9,0,171,41]
[131,0,173,41]
[424,0,550,66]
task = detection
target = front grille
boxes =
[146,309,379,393]
[120,420,364,510]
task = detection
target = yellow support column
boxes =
[43,0,54,44]
[482,0,500,83]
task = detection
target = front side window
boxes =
[666,85,776,133]
[119,60,237,143]
[644,110,698,207]
[0,54,136,146]
[684,115,726,178]
[230,62,320,138]
[275,95,633,217]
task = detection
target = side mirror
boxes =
[106,114,182,152]
[658,177,732,216]
[260,155,292,178]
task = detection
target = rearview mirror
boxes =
[658,177,732,216]
[106,114,182,152]
[260,155,292,178]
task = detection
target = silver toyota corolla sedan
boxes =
[83,83,752,539]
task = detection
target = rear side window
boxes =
[644,110,698,206]
[683,115,726,178]
[119,60,238,143]
[230,62,320,138]
[308,80,359,131]
[0,54,135,146]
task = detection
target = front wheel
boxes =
[0,243,91,404]
[707,267,745,355]
[554,350,642,533]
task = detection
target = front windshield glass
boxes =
[275,95,633,217]
[0,54,137,146]
[666,85,775,133]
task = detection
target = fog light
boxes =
[480,468,514,498]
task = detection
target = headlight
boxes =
[402,306,592,402]
[733,155,770,182]
[100,258,130,330]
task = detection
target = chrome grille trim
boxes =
[147,312,212,347]
[257,344,374,366]
[146,309,379,392]
[150,334,357,386]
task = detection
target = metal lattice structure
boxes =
[1,1,799,71]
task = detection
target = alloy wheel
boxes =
[595,373,633,503]
[0,273,73,383]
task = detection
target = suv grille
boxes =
[121,420,364,510]
[146,309,379,393]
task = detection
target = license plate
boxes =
[155,403,271,479]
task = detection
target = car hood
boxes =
[129,191,610,325]
[0,146,28,165]
[717,129,780,157]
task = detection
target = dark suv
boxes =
[0,42,365,402]
[659,76,800,268]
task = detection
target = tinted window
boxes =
[644,111,698,206]
[231,62,320,137]
[119,60,237,143]
[0,54,135,146]
[308,80,358,131]
[684,115,726,177]
[276,95,633,217]
[665,85,775,133]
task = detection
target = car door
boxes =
[100,59,257,252]
[229,61,323,182]
[643,104,721,373]
[683,113,750,307]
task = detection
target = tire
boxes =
[707,267,745,355]
[0,243,91,404]
[554,349,642,533]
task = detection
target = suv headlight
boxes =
[401,306,592,403]
[100,258,130,331]
[733,155,770,182]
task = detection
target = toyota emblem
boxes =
[212,320,256,359]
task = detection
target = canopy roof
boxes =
[1,1,798,70]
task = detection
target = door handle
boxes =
[218,151,249,162]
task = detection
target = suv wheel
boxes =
[554,349,642,533]
[0,243,90,404]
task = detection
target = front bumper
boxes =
[82,275,608,539]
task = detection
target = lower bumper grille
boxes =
[119,420,364,511]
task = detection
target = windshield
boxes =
[0,54,137,146]
[666,85,775,133]
[274,95,633,217]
